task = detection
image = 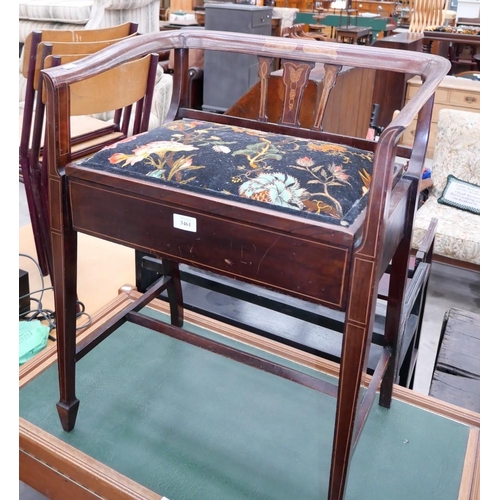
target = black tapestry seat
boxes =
[76,119,374,227]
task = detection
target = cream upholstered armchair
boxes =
[411,109,480,269]
[19,0,160,44]
[19,0,172,128]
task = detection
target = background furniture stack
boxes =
[19,22,160,282]
[351,0,398,18]
[408,0,454,33]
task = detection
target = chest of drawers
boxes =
[401,75,480,158]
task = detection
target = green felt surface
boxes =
[295,13,389,38]
[20,308,469,500]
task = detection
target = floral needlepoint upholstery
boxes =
[76,119,375,226]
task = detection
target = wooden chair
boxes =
[20,22,139,144]
[39,49,158,282]
[294,23,330,41]
[41,30,450,499]
[280,25,294,38]
[409,0,451,33]
[19,23,139,278]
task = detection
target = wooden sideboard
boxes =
[351,1,398,18]
[401,75,480,158]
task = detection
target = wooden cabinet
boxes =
[351,1,398,17]
[203,4,273,113]
[401,75,480,158]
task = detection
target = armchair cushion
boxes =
[75,118,374,226]
[412,196,480,265]
[430,109,480,196]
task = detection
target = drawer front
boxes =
[406,83,479,109]
[407,84,449,104]
[448,90,480,110]
[406,84,419,100]
[405,101,480,125]
[70,180,351,310]
[434,88,450,104]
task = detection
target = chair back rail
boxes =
[22,23,138,77]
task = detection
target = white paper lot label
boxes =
[173,213,197,232]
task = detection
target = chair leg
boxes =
[380,168,423,404]
[379,237,409,408]
[135,250,161,292]
[134,251,185,327]
[39,154,54,280]
[329,256,379,499]
[52,181,80,432]
[162,259,184,327]
[20,155,51,278]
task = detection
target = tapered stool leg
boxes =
[51,181,80,432]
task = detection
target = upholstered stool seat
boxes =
[75,118,374,227]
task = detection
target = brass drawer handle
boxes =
[464,96,477,103]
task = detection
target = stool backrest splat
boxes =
[41,30,450,500]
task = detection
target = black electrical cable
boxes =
[19,253,93,340]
